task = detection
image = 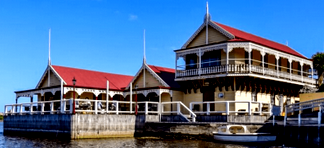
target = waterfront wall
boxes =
[4,114,139,139]
[71,114,136,139]
[3,114,269,140]
[4,114,72,139]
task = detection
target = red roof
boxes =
[148,65,175,74]
[213,22,307,59]
[148,65,180,89]
[52,65,133,91]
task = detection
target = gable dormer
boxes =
[187,25,230,48]
[36,65,64,89]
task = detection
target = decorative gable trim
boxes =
[145,64,170,87]
[125,63,169,90]
[50,65,66,84]
[181,21,235,49]
[35,65,65,89]
[209,21,235,39]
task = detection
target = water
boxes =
[0,122,289,148]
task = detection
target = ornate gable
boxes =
[126,64,169,90]
[182,21,234,49]
[36,65,65,89]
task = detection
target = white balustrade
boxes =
[189,101,271,116]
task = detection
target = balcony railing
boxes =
[189,101,272,116]
[176,64,315,84]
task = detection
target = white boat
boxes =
[213,125,276,143]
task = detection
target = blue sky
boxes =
[1,0,324,112]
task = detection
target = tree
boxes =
[312,52,324,87]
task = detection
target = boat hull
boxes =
[213,133,276,143]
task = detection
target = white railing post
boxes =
[272,115,275,126]
[189,103,193,111]
[318,105,322,126]
[41,103,45,114]
[298,113,301,126]
[116,101,119,115]
[70,99,73,114]
[226,102,229,115]
[259,102,263,115]
[50,102,54,114]
[106,100,109,114]
[95,100,98,115]
[20,104,23,115]
[12,105,16,115]
[177,103,180,115]
[30,103,33,115]
[159,103,161,122]
[63,100,66,113]
[207,103,210,115]
[248,102,251,115]
[269,103,272,116]
[4,105,8,115]
[145,102,148,115]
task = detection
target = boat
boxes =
[212,125,276,143]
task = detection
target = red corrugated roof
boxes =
[52,65,133,91]
[148,65,180,89]
[148,65,175,73]
[214,22,307,59]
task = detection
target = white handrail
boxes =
[161,101,196,122]
[189,101,271,115]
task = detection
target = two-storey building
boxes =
[174,7,315,114]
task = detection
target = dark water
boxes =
[0,122,289,148]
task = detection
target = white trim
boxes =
[181,21,234,49]
[16,87,61,98]
[176,42,312,66]
[35,65,66,89]
[125,63,170,90]
[175,73,315,87]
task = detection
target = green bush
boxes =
[0,115,3,120]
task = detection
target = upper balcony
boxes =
[175,42,315,86]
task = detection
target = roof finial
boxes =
[205,1,210,44]
[48,28,51,66]
[143,29,146,64]
[204,1,211,22]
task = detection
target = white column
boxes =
[289,60,292,80]
[106,80,109,113]
[276,56,279,78]
[130,82,133,113]
[311,66,314,80]
[198,49,201,75]
[301,64,304,82]
[175,55,178,77]
[60,80,64,113]
[262,53,265,75]
[226,48,229,74]
[159,92,162,122]
[248,48,251,73]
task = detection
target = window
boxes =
[186,54,197,70]
[201,50,221,68]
